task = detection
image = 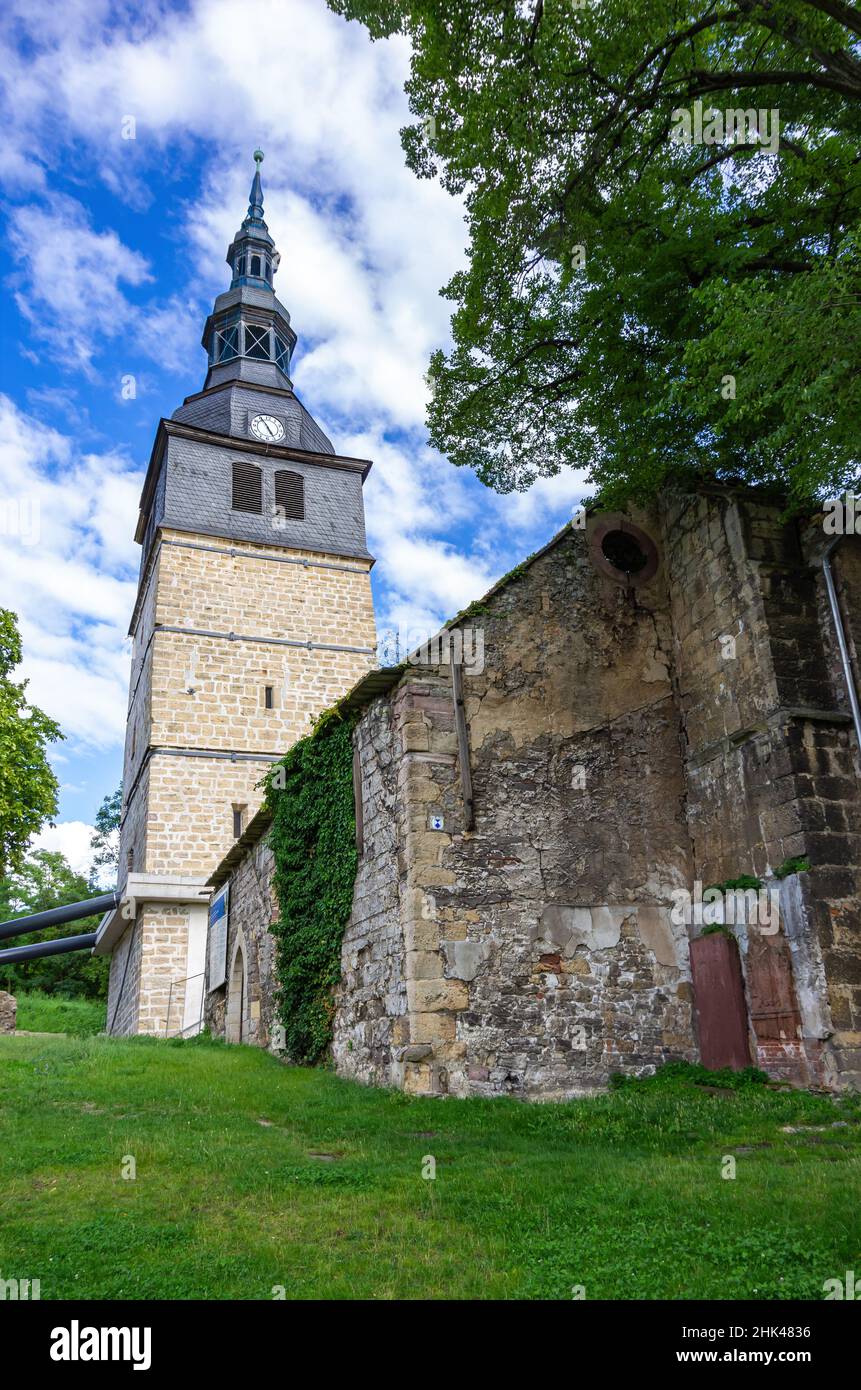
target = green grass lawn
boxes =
[13,991,106,1036]
[0,1034,858,1300]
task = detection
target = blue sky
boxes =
[0,0,587,875]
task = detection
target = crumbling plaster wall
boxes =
[334,515,697,1098]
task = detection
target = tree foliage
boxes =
[264,710,359,1064]
[329,0,861,505]
[0,849,109,999]
[0,609,62,877]
[88,783,122,889]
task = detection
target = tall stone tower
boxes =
[97,153,377,1036]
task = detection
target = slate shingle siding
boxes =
[154,435,370,559]
[139,461,167,582]
[172,383,335,454]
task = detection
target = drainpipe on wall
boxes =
[822,534,861,765]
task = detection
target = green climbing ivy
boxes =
[264,707,359,1064]
[774,856,811,880]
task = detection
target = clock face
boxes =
[250,414,285,443]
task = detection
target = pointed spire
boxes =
[206,153,294,388]
[225,150,277,291]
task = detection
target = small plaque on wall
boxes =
[208,884,229,990]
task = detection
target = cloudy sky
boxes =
[0,0,586,875]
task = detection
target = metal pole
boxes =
[0,891,120,943]
[0,932,98,965]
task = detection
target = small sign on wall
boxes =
[208,884,229,991]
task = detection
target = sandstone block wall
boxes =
[107,906,192,1037]
[118,528,376,887]
[112,520,376,1037]
[106,920,142,1037]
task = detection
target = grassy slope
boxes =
[0,1034,858,1301]
[14,991,106,1036]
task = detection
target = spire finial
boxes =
[247,149,265,221]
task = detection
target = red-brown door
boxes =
[690,932,752,1071]
[745,930,803,1045]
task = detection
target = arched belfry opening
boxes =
[226,934,248,1044]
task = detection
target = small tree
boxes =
[0,609,62,877]
[88,784,122,889]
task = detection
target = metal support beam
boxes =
[0,932,98,965]
[0,891,120,943]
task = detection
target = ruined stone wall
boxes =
[213,487,861,1096]
[335,518,697,1098]
[0,991,16,1034]
[800,528,861,1088]
[663,489,861,1087]
[331,697,406,1081]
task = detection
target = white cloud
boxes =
[6,197,208,380]
[31,820,96,878]
[1,0,466,410]
[493,467,591,533]
[8,197,153,378]
[0,0,589,778]
[0,394,138,749]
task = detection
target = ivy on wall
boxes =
[264,708,359,1064]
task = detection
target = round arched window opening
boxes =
[602,529,648,576]
[589,519,659,586]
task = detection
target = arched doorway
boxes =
[225,936,247,1044]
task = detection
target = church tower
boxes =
[98,153,377,1036]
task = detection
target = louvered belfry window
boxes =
[274,470,305,521]
[232,459,263,513]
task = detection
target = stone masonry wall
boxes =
[206,837,278,1048]
[113,520,376,1037]
[331,696,410,1081]
[107,906,191,1038]
[0,991,16,1034]
[800,526,861,1087]
[662,488,861,1086]
[106,919,142,1038]
[139,904,191,1036]
[216,487,861,1097]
